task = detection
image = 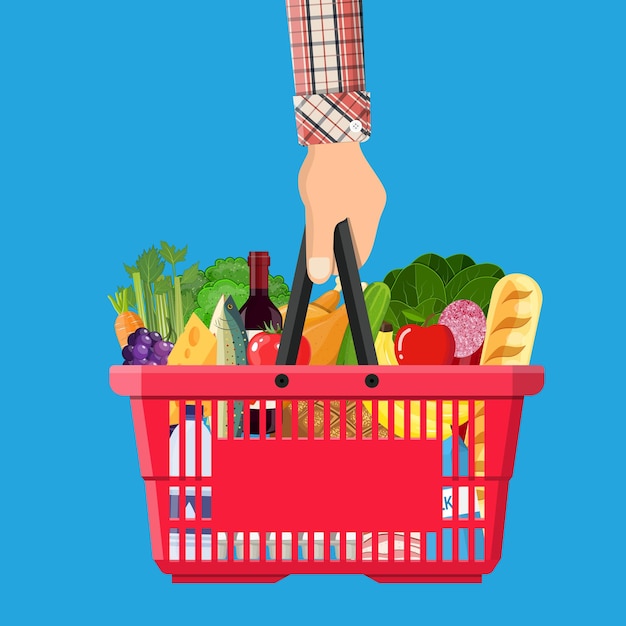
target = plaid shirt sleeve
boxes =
[286,0,371,146]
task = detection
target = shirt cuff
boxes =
[293,91,371,146]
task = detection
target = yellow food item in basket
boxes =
[281,400,388,439]
[167,313,217,366]
[364,399,475,440]
[304,304,350,365]
[467,401,486,518]
[480,273,542,365]
[278,277,342,326]
[169,400,212,428]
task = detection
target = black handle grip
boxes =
[276,219,377,366]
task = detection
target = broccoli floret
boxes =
[204,257,249,285]
[269,275,291,307]
[196,278,249,323]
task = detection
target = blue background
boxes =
[2,0,623,623]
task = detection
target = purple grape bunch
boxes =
[122,328,174,365]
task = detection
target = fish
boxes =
[213,295,248,437]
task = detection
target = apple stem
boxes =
[423,313,439,327]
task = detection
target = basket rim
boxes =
[109,364,544,399]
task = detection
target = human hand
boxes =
[298,142,386,284]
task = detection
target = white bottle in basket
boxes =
[169,405,212,560]
[170,404,212,477]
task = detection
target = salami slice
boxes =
[438,299,486,358]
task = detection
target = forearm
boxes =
[285,0,370,145]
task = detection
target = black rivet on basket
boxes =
[365,374,379,388]
[275,374,289,388]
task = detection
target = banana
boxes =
[374,322,398,365]
[363,399,477,440]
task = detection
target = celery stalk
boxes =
[143,280,156,332]
[158,242,189,339]
[167,293,177,341]
[174,275,184,338]
[156,293,169,339]
[132,272,147,326]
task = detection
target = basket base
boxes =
[367,574,482,584]
[172,574,286,584]
[171,573,483,584]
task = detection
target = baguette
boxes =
[480,273,542,365]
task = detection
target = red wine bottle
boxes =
[239,251,282,434]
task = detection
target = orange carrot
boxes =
[108,287,145,348]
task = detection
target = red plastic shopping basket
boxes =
[109,222,544,584]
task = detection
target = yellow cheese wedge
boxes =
[167,313,217,426]
[167,313,217,365]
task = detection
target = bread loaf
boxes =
[281,400,389,439]
[480,273,542,365]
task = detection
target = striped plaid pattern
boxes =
[293,91,370,144]
[286,0,370,145]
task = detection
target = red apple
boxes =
[394,324,456,365]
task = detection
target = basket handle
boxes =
[276,219,378,366]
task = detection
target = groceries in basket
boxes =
[441,435,485,560]
[479,273,543,366]
[362,532,421,561]
[168,312,217,366]
[168,403,213,561]
[382,253,502,334]
[281,400,389,439]
[108,243,290,355]
[364,398,481,440]
[109,246,541,370]
[120,327,175,366]
[169,403,212,477]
